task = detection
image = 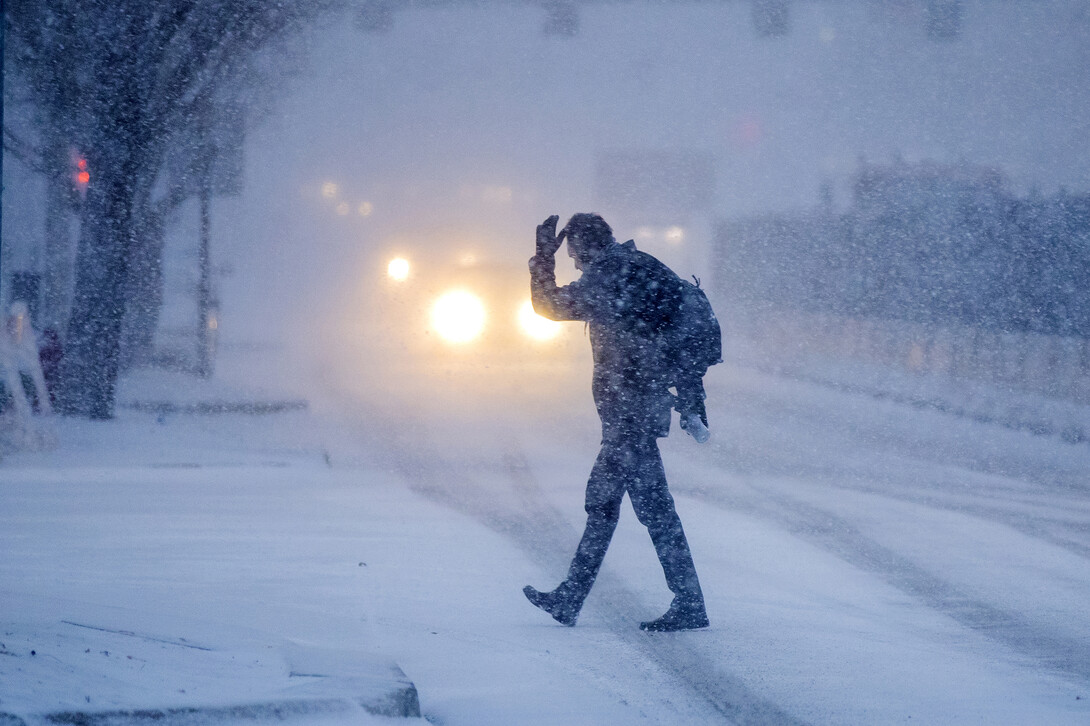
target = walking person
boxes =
[523,213,711,632]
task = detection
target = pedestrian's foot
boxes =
[523,585,578,626]
[639,599,709,632]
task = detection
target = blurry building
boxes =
[714,160,1090,337]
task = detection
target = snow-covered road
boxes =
[3,359,1089,724]
[315,356,1090,723]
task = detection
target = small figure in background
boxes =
[2,301,55,417]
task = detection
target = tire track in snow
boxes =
[674,464,1090,686]
[812,474,1090,561]
[706,373,1090,560]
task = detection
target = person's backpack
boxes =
[621,245,722,384]
[669,274,722,382]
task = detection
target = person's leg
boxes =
[524,440,627,624]
[627,438,708,630]
[564,439,632,600]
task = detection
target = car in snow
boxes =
[368,249,586,378]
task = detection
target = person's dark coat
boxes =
[530,239,683,440]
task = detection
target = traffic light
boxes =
[73,154,90,197]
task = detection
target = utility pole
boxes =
[196,172,213,378]
[195,98,215,378]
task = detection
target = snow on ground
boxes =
[3,345,1090,724]
[0,412,416,723]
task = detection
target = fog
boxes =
[198,1,1090,399]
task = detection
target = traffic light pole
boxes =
[196,176,212,378]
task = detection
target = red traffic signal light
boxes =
[75,157,90,187]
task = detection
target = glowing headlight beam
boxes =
[431,290,486,343]
[518,300,561,341]
[387,257,410,281]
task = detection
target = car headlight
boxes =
[387,257,410,281]
[518,300,561,341]
[431,290,486,343]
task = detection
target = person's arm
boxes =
[675,373,707,425]
[529,215,595,321]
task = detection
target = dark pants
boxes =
[560,432,704,610]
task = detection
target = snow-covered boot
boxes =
[639,597,709,632]
[523,585,579,626]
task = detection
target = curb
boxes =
[0,672,420,724]
[0,626,421,724]
[121,400,308,416]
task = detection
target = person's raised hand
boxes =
[536,215,562,257]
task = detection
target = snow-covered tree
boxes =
[6,0,335,418]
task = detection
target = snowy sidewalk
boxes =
[0,368,423,725]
